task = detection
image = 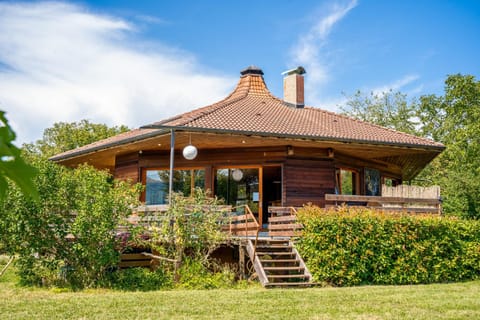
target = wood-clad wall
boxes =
[114,153,139,182]
[283,159,335,207]
[113,145,399,208]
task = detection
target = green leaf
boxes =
[0,111,39,201]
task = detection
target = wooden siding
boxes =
[113,146,415,208]
[138,146,289,168]
[283,159,335,207]
[114,153,139,182]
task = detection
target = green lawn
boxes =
[1,263,479,320]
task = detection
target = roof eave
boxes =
[141,124,446,152]
[49,129,169,162]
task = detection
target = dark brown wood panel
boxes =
[283,159,335,207]
[114,161,139,182]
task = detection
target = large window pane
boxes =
[145,169,205,205]
[214,168,259,214]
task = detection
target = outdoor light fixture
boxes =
[182,134,198,160]
[183,145,198,160]
[232,169,243,181]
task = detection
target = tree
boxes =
[139,189,228,283]
[341,77,480,218]
[1,159,141,287]
[0,111,38,202]
[1,119,139,286]
[24,119,129,158]
[417,74,480,218]
[340,90,420,136]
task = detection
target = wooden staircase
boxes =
[246,238,313,288]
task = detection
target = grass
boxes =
[1,261,479,319]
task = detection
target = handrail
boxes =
[288,206,298,216]
[268,206,299,216]
[230,204,260,237]
[231,205,261,263]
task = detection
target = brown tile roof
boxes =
[51,66,443,162]
[150,67,443,149]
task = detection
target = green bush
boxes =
[296,205,480,286]
[140,189,229,284]
[0,159,141,288]
[176,258,236,289]
[107,267,173,291]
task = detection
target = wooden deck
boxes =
[118,197,441,282]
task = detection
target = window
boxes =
[335,168,358,195]
[365,168,381,196]
[383,177,399,187]
[145,169,205,205]
[214,168,259,213]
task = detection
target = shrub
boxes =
[139,189,229,283]
[176,258,236,289]
[0,159,141,288]
[107,267,173,291]
[296,205,480,286]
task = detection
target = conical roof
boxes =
[147,68,443,149]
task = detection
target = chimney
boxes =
[282,66,306,108]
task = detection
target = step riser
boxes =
[256,252,295,256]
[268,275,309,279]
[256,245,293,249]
[247,238,312,288]
[261,263,300,267]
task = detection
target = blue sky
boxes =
[1,0,479,144]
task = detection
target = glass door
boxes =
[214,168,261,220]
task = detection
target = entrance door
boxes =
[214,168,261,222]
[262,166,282,224]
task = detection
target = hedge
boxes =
[296,205,480,286]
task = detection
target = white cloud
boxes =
[371,74,420,95]
[0,1,234,144]
[289,0,358,106]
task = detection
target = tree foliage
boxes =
[341,90,419,135]
[0,119,139,287]
[342,75,480,218]
[0,111,38,202]
[0,159,141,287]
[136,189,229,284]
[24,119,129,158]
[416,74,480,218]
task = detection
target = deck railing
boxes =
[224,205,261,237]
[325,194,442,214]
[126,204,261,238]
[267,206,303,237]
[122,204,262,267]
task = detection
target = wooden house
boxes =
[51,66,445,224]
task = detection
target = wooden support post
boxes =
[239,243,246,280]
[169,129,175,204]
